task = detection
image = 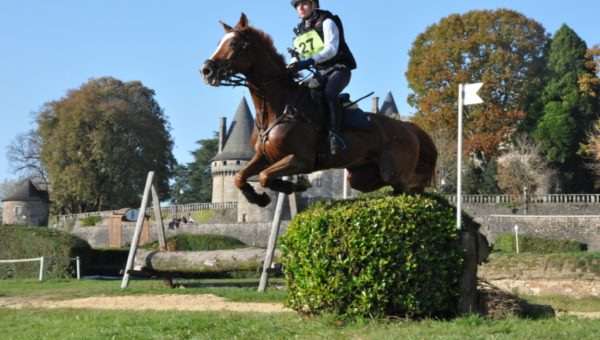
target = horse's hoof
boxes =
[295,176,312,192]
[256,193,271,207]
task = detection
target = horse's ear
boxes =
[237,13,249,29]
[220,20,233,32]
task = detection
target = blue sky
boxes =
[1,0,598,184]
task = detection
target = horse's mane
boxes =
[236,24,299,78]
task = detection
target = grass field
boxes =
[2,279,600,339]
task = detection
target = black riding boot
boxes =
[328,109,346,155]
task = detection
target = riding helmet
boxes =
[290,0,318,8]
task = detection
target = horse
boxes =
[201,13,437,207]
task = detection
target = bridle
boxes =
[204,28,308,160]
[203,29,252,87]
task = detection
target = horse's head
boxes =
[201,13,255,87]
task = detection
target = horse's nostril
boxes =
[201,66,212,77]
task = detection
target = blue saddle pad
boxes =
[342,107,373,131]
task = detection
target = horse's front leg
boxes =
[234,153,272,207]
[258,154,313,194]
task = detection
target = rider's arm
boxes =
[312,18,339,64]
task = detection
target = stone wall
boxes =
[478,215,600,251]
[72,221,290,248]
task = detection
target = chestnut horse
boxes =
[201,13,437,207]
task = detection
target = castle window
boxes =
[236,160,240,165]
[223,161,227,165]
[14,206,22,216]
[315,177,322,187]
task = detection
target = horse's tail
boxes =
[410,122,438,186]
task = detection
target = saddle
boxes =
[299,78,373,131]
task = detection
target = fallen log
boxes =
[134,247,280,274]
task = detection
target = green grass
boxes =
[0,278,286,302]
[3,279,600,339]
[1,308,600,339]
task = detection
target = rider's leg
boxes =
[323,67,351,155]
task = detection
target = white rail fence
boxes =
[57,201,238,222]
[445,194,600,204]
[0,256,81,280]
[57,194,600,223]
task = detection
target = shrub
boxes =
[281,194,469,319]
[142,233,246,251]
[0,226,91,279]
[493,234,584,253]
[80,215,103,227]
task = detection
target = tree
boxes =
[430,127,457,193]
[170,134,219,204]
[406,9,548,161]
[0,179,21,203]
[6,130,48,190]
[533,25,599,192]
[578,44,600,97]
[37,77,177,213]
[582,120,600,188]
[496,135,552,200]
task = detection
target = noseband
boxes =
[204,29,251,87]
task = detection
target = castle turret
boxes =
[1,179,49,226]
[211,97,255,204]
[379,91,400,118]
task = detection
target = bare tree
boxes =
[6,130,48,190]
[496,134,554,200]
[582,119,600,188]
[429,127,457,193]
[0,179,21,202]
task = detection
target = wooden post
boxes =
[258,189,287,292]
[151,178,167,251]
[458,230,478,315]
[121,171,160,288]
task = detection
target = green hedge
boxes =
[494,234,584,253]
[281,194,470,319]
[79,215,103,227]
[0,226,92,279]
[142,233,247,251]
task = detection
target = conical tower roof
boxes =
[379,91,399,117]
[213,97,256,161]
[1,179,49,203]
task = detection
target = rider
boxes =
[287,0,357,155]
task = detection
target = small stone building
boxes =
[1,180,50,226]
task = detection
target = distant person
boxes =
[187,213,195,224]
[288,0,357,155]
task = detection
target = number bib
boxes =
[293,30,325,59]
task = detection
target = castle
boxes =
[210,92,402,223]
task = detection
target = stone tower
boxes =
[1,179,49,226]
[379,91,400,119]
[211,97,255,204]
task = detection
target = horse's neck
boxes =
[245,44,315,128]
[246,66,302,128]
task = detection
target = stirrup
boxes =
[329,131,347,155]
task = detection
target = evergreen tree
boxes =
[533,24,599,192]
[170,135,218,204]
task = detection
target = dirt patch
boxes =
[0,294,291,313]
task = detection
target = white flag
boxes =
[463,83,483,105]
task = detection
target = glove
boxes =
[287,58,315,71]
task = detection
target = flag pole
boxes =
[456,84,464,230]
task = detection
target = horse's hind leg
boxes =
[347,164,384,192]
[379,142,419,195]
